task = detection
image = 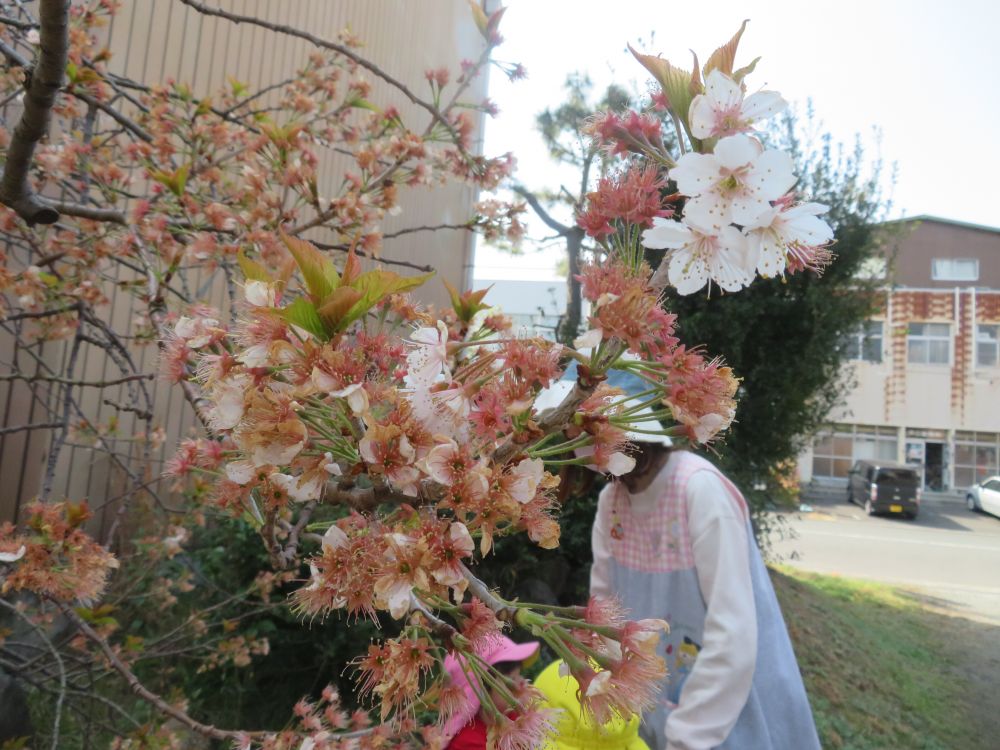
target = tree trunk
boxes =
[557,227,585,345]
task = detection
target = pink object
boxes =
[441,635,540,742]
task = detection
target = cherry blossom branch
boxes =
[0,0,70,225]
[493,379,596,464]
[58,603,263,743]
[324,478,444,511]
[459,564,517,622]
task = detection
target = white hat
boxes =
[534,360,672,447]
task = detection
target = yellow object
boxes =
[534,660,651,750]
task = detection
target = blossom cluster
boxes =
[0,502,119,604]
[581,25,837,296]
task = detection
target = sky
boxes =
[472,0,1000,282]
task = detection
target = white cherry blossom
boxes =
[0,545,26,563]
[508,458,544,504]
[670,134,795,227]
[269,472,324,502]
[689,70,786,140]
[405,321,450,387]
[744,201,834,277]
[642,216,756,294]
[206,374,249,430]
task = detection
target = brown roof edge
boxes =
[882,215,1000,235]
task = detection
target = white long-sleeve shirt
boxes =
[591,465,758,750]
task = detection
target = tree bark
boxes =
[0,0,71,225]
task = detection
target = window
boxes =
[931,258,979,281]
[954,434,1000,487]
[843,321,883,363]
[985,479,1000,492]
[907,322,950,365]
[812,425,898,479]
[977,324,999,367]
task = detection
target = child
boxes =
[442,635,540,750]
[589,373,820,749]
[533,658,651,750]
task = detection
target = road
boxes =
[768,493,1000,624]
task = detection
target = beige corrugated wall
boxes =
[0,1,490,524]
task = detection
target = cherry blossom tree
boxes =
[1,8,835,749]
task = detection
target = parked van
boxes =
[847,460,921,519]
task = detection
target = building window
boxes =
[812,425,898,479]
[931,258,979,281]
[977,324,999,367]
[843,321,883,363]
[907,322,951,365]
[954,433,1000,487]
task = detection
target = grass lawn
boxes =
[771,566,996,750]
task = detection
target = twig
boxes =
[176,0,457,138]
[0,0,71,225]
[0,599,66,750]
[310,239,435,273]
[0,372,154,387]
[459,564,516,621]
[512,184,571,235]
[0,421,64,435]
[58,604,263,743]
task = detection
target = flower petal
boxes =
[688,94,716,139]
[741,90,787,124]
[712,134,761,170]
[746,149,796,201]
[641,217,692,249]
[0,545,26,563]
[705,69,742,110]
[669,249,710,295]
[669,153,720,197]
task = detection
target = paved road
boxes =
[768,493,1000,624]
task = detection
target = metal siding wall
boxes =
[1,1,488,521]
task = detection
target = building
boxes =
[471,277,570,338]
[799,216,1000,492]
[0,1,492,522]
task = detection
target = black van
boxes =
[846,460,921,519]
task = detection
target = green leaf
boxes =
[278,297,327,340]
[348,97,380,112]
[280,231,339,301]
[628,44,699,145]
[317,285,364,330]
[733,56,761,83]
[237,250,272,282]
[467,0,490,37]
[704,20,750,77]
[337,269,434,331]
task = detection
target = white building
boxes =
[799,216,1000,492]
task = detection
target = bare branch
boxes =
[0,0,71,225]
[512,184,571,235]
[310,239,435,274]
[176,0,458,138]
[58,604,264,743]
[459,564,517,622]
[0,372,154,387]
[0,421,64,436]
